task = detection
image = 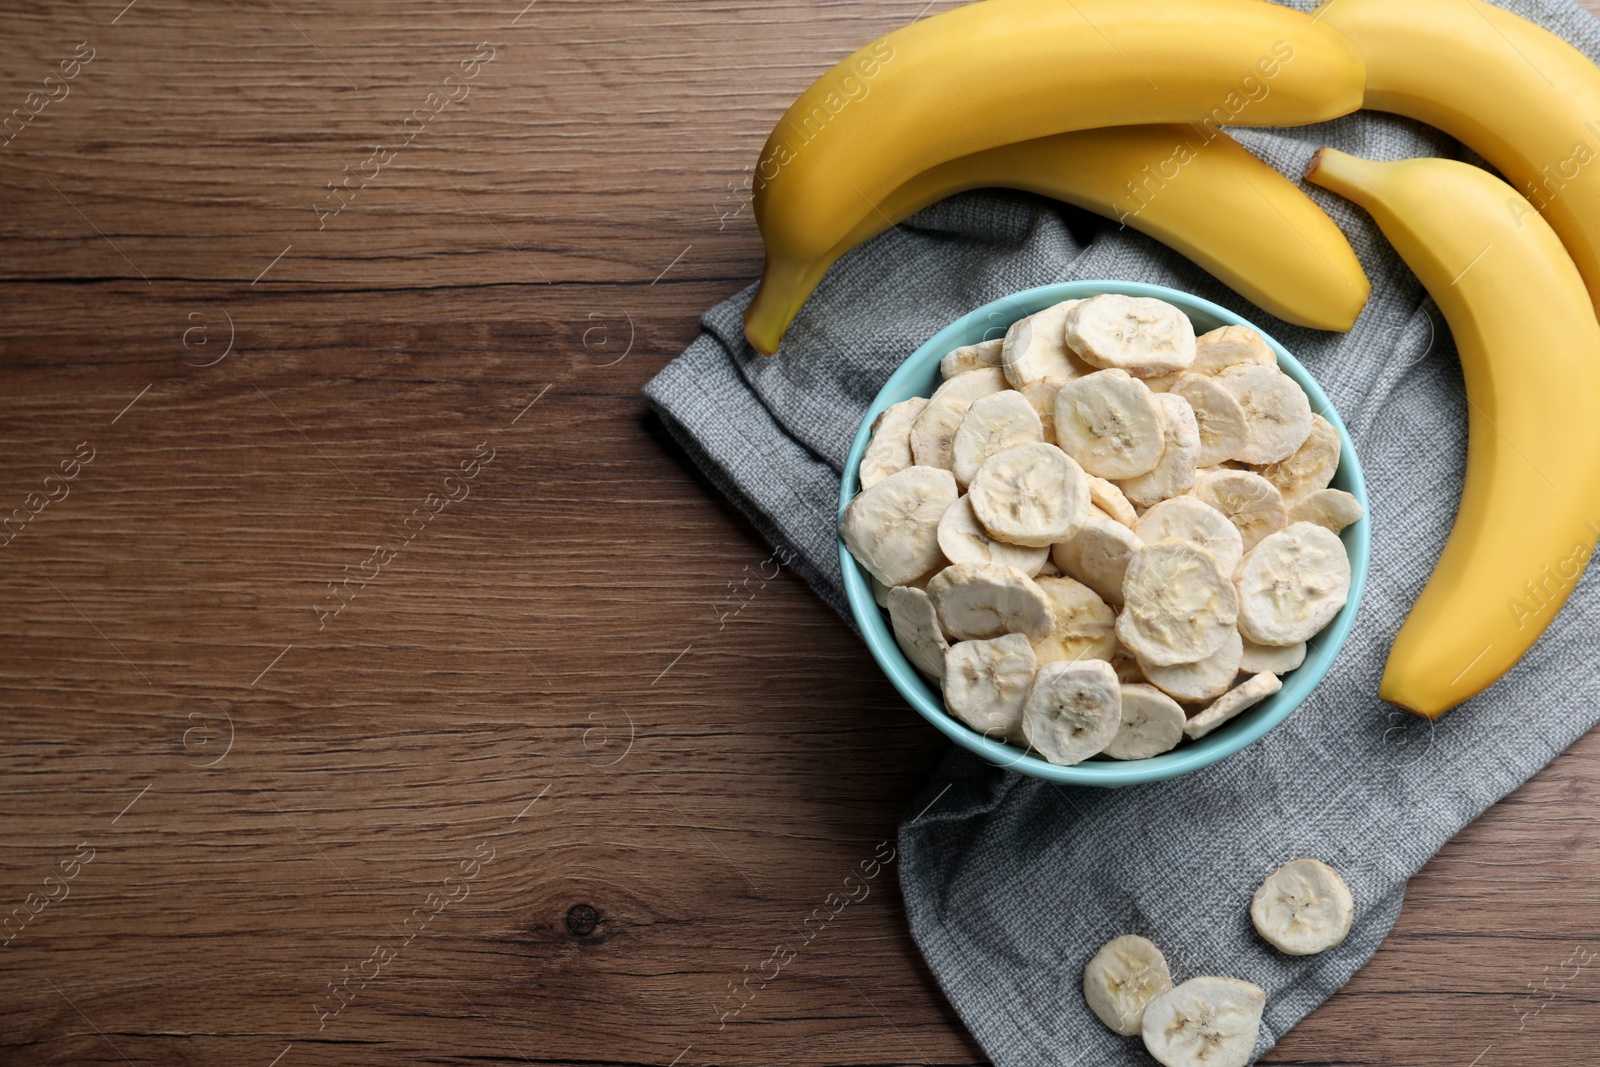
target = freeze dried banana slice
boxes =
[1251,858,1355,956]
[1083,934,1174,1035]
[1116,541,1239,667]
[1064,294,1197,377]
[858,397,930,490]
[841,466,958,587]
[1235,522,1352,645]
[1035,557,1061,578]
[1054,369,1165,479]
[1020,659,1121,765]
[927,562,1053,641]
[943,634,1037,741]
[1112,645,1149,685]
[1020,376,1067,443]
[1183,671,1282,740]
[1170,372,1249,468]
[1217,363,1313,465]
[910,367,1007,471]
[1193,469,1287,553]
[1119,392,1200,507]
[1141,627,1243,704]
[1103,684,1186,760]
[1192,324,1277,375]
[1289,488,1365,534]
[969,442,1089,548]
[936,494,1049,575]
[951,390,1044,486]
[887,586,949,680]
[1001,299,1090,388]
[1134,496,1243,576]
[1142,371,1183,393]
[1051,507,1142,606]
[1088,476,1138,527]
[1261,414,1339,505]
[1031,576,1117,665]
[940,337,1003,380]
[1141,976,1266,1067]
[1240,637,1306,675]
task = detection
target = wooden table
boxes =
[2,2,1598,1064]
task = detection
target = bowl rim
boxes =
[837,280,1371,787]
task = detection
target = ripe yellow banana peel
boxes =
[1315,0,1600,324]
[744,125,1369,350]
[747,0,1367,354]
[1307,150,1600,719]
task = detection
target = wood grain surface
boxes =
[2,2,1599,1065]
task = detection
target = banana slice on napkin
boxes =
[1142,976,1266,1067]
[1083,934,1173,1035]
[1250,857,1354,956]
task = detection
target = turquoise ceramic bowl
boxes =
[838,280,1370,786]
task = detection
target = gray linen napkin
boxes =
[643,2,1600,1060]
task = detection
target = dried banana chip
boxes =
[936,494,1049,575]
[841,466,958,586]
[910,367,1007,471]
[887,586,949,679]
[1088,475,1139,527]
[859,397,930,489]
[1031,576,1117,665]
[1064,294,1197,377]
[1140,627,1243,704]
[1250,857,1355,956]
[1116,540,1239,667]
[942,633,1037,742]
[1119,392,1200,507]
[1002,299,1092,388]
[1170,372,1249,468]
[1083,934,1173,1034]
[1192,469,1287,553]
[969,442,1089,548]
[1019,375,1068,443]
[1235,522,1352,645]
[1103,684,1186,760]
[1051,506,1143,606]
[1261,413,1340,505]
[951,389,1044,486]
[1289,488,1365,533]
[1216,363,1313,465]
[1054,369,1165,480]
[1021,659,1121,765]
[1183,670,1282,739]
[940,337,1004,380]
[1141,976,1266,1067]
[927,562,1054,641]
[1192,324,1277,375]
[1133,496,1243,576]
[1239,636,1306,675]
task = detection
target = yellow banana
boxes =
[747,0,1367,354]
[1315,0,1600,321]
[745,125,1369,349]
[1306,150,1600,719]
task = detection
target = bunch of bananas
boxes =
[750,0,1600,719]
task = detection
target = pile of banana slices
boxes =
[842,294,1362,765]
[1085,858,1355,1066]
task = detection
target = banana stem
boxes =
[1303,147,1384,206]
